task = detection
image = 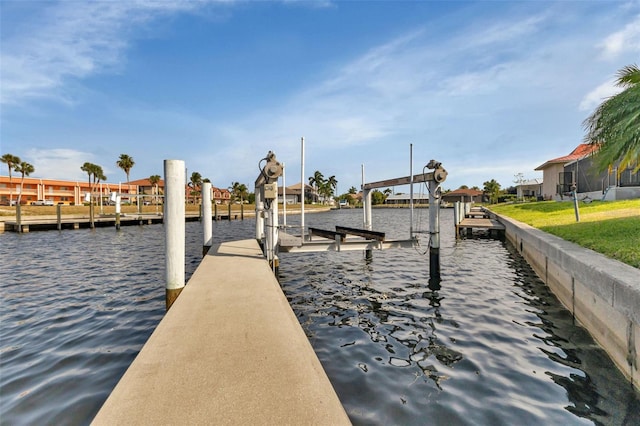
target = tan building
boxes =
[0,175,137,205]
[534,144,598,200]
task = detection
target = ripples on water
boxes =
[279,209,640,425]
[1,210,639,425]
[0,220,254,425]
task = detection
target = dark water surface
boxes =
[1,209,638,425]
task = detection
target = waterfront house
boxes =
[516,179,544,200]
[384,193,430,205]
[535,144,639,200]
[441,188,485,204]
[277,183,318,204]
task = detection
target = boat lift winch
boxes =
[254,143,447,280]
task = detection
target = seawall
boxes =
[491,211,639,391]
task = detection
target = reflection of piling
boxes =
[164,159,186,310]
[57,204,62,231]
[202,182,212,256]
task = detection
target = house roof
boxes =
[129,177,165,186]
[445,188,484,197]
[385,193,430,201]
[517,178,543,186]
[534,144,598,171]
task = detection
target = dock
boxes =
[455,205,505,238]
[92,239,349,425]
[0,213,239,232]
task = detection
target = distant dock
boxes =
[454,204,505,238]
[0,212,242,233]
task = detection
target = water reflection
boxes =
[279,209,640,425]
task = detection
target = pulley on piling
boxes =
[256,151,283,186]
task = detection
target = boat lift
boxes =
[254,145,447,280]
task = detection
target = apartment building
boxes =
[0,175,137,205]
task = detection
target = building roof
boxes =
[517,178,543,186]
[535,144,598,171]
[278,183,316,194]
[385,193,430,201]
[129,177,165,186]
[445,188,484,197]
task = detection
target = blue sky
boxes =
[1,1,639,193]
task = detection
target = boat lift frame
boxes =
[254,144,447,281]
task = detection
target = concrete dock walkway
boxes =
[92,239,350,425]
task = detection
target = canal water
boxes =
[0,209,638,425]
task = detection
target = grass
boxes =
[490,200,640,268]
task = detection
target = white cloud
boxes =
[25,148,100,181]
[597,14,640,59]
[578,80,622,112]
[0,1,205,106]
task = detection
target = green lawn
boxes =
[490,200,640,268]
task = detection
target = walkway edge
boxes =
[92,239,350,425]
[491,211,639,391]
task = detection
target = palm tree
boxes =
[1,154,21,205]
[80,162,106,200]
[189,172,202,204]
[308,171,325,203]
[326,175,338,198]
[583,64,640,173]
[116,154,134,203]
[483,179,502,204]
[15,161,35,205]
[116,154,135,184]
[149,174,161,205]
[230,181,248,204]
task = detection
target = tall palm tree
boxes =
[326,175,338,200]
[1,153,21,205]
[583,64,640,173]
[308,171,325,203]
[230,181,249,204]
[80,162,106,199]
[15,161,35,205]
[149,174,161,205]
[116,154,135,184]
[189,171,202,204]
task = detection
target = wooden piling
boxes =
[16,204,22,233]
[57,204,62,230]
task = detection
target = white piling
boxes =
[164,159,185,310]
[282,162,287,227]
[428,179,441,281]
[300,137,305,240]
[115,195,121,230]
[202,182,212,255]
[409,143,414,238]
